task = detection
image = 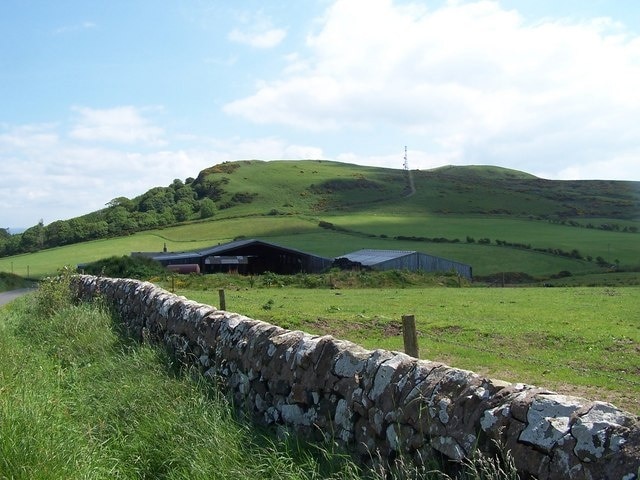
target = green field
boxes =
[0,214,637,281]
[177,284,640,414]
[1,160,638,280]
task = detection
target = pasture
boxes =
[1,214,637,281]
[1,161,638,281]
[178,284,640,414]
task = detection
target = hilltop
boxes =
[0,160,638,281]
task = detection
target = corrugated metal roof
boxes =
[197,238,330,260]
[139,251,199,262]
[338,249,416,266]
[140,238,331,262]
[196,238,262,256]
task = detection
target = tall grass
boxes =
[0,274,519,479]
[0,272,30,292]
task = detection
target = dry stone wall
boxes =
[72,275,640,480]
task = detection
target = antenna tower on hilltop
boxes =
[403,146,409,171]
[402,146,416,197]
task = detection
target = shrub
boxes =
[81,256,167,279]
[35,266,75,318]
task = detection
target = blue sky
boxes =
[2,0,640,229]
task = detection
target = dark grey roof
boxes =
[137,238,330,262]
[338,249,417,266]
[197,238,330,261]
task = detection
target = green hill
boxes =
[1,160,638,281]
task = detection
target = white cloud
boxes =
[227,11,286,48]
[53,21,97,35]
[69,106,166,146]
[0,116,326,227]
[224,0,640,179]
[228,27,286,49]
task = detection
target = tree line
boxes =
[0,173,246,258]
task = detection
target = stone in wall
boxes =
[72,275,640,480]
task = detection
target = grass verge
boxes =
[0,290,364,479]
[0,273,521,479]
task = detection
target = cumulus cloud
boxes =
[69,106,166,146]
[224,0,640,179]
[0,115,325,227]
[199,136,324,160]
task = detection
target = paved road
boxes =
[0,288,34,307]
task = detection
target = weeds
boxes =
[33,265,75,318]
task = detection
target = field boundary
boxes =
[72,275,640,479]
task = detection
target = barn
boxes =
[134,239,333,275]
[134,241,472,279]
[334,249,472,280]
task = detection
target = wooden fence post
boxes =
[218,289,226,310]
[402,314,419,358]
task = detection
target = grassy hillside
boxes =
[0,160,638,280]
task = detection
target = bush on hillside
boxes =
[80,256,167,280]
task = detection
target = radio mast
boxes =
[402,146,416,197]
[403,145,409,171]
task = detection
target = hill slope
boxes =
[1,160,638,280]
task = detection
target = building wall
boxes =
[417,253,472,279]
[371,252,472,280]
[72,275,640,480]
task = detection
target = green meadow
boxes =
[176,282,640,415]
[1,161,638,281]
[0,213,637,281]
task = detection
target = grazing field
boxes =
[179,284,640,414]
[1,161,638,281]
[1,214,637,281]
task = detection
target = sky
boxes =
[2,0,640,230]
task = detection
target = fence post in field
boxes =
[402,314,419,358]
[218,289,226,310]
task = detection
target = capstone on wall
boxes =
[72,275,640,480]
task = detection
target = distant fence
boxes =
[72,275,640,480]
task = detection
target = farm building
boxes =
[334,249,472,280]
[133,240,472,279]
[133,238,333,275]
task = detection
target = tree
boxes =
[68,218,89,242]
[140,188,175,213]
[200,198,216,219]
[173,201,193,222]
[19,220,45,252]
[86,221,109,239]
[44,220,74,247]
[106,196,134,211]
[134,211,160,230]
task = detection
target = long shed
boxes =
[133,239,333,275]
[335,249,472,280]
